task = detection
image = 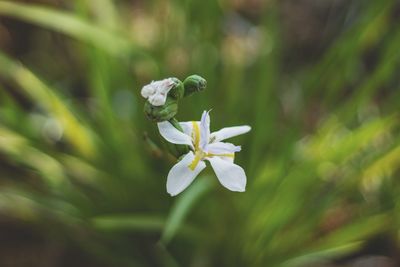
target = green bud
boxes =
[168,78,185,100]
[144,97,178,122]
[183,75,207,97]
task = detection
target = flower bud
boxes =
[183,75,207,97]
[141,78,177,106]
[168,78,185,100]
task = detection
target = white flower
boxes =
[158,111,251,196]
[141,78,177,106]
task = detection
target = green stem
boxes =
[168,118,183,131]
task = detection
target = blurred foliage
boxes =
[0,0,400,266]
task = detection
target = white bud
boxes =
[141,78,176,106]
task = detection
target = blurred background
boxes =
[0,0,400,266]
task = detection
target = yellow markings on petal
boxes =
[189,151,203,171]
[192,121,200,150]
[188,122,203,171]
[188,122,235,171]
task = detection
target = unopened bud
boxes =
[183,75,207,97]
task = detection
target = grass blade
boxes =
[0,52,96,157]
[0,1,135,56]
[161,176,213,244]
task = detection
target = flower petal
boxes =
[207,157,246,192]
[157,121,193,146]
[148,92,167,106]
[200,110,211,149]
[167,152,206,196]
[157,78,176,94]
[141,78,176,106]
[210,125,251,142]
[219,156,234,163]
[141,82,156,98]
[206,142,241,154]
[179,121,196,136]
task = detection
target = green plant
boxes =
[0,1,399,266]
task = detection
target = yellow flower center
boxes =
[188,121,234,171]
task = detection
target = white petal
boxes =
[206,142,241,154]
[141,83,156,98]
[148,93,167,106]
[207,157,246,192]
[167,152,206,196]
[219,156,234,163]
[157,121,193,146]
[200,110,211,149]
[179,121,194,136]
[141,78,176,105]
[210,125,251,142]
[158,78,176,94]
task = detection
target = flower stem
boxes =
[168,117,183,132]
